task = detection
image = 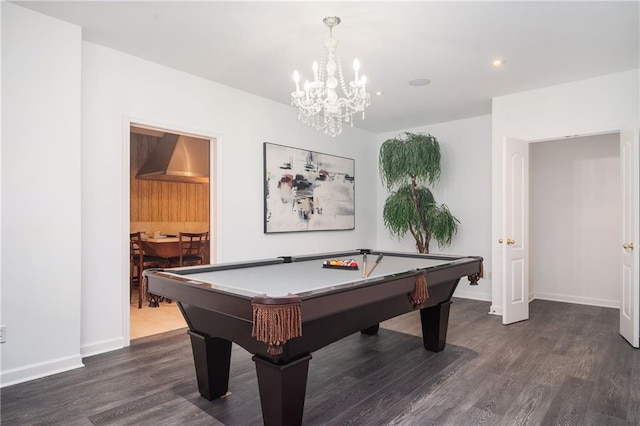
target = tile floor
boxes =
[129,289,186,339]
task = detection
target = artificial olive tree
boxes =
[379,132,459,253]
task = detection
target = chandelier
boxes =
[291,16,371,137]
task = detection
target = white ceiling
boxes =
[14,1,639,134]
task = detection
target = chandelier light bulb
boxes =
[353,58,360,82]
[293,70,300,93]
[304,80,311,101]
[289,16,371,137]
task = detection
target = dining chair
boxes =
[130,232,170,308]
[170,231,209,267]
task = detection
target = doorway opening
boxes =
[499,129,638,346]
[128,123,218,340]
[530,133,621,307]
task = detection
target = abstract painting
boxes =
[264,143,355,233]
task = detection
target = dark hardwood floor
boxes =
[2,298,639,425]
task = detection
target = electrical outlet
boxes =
[0,325,6,343]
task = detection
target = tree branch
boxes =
[407,222,423,251]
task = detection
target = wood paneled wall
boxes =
[130,133,210,223]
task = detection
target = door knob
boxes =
[498,239,503,244]
[623,243,634,250]
[507,239,515,245]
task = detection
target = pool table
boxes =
[144,249,482,426]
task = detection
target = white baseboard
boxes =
[452,289,492,302]
[1,354,84,388]
[534,292,620,309]
[80,336,125,358]
[485,292,617,319]
[489,304,503,316]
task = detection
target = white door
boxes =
[620,130,639,347]
[502,137,530,325]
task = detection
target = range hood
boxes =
[136,133,210,184]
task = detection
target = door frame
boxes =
[121,116,222,346]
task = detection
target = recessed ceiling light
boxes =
[408,78,431,87]
[492,58,506,67]
[375,91,383,96]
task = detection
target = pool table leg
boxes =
[187,331,232,400]
[419,300,452,352]
[252,353,312,426]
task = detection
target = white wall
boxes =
[0,4,378,385]
[1,3,83,385]
[530,134,621,307]
[80,43,378,358]
[376,115,493,301]
[491,70,640,314]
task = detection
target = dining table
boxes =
[140,235,182,259]
[141,234,210,264]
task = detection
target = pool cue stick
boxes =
[365,254,384,278]
[362,253,367,278]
